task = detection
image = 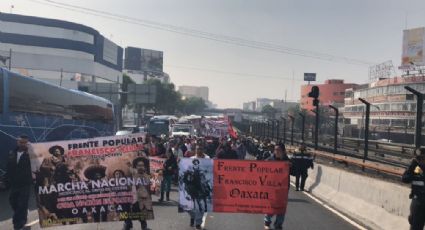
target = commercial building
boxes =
[178,86,209,102]
[243,101,256,111]
[343,75,425,130]
[300,79,358,111]
[0,13,123,89]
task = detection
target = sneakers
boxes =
[195,224,202,229]
[264,225,272,230]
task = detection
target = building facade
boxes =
[343,75,425,130]
[300,79,358,111]
[243,101,256,111]
[178,86,209,102]
[0,13,123,88]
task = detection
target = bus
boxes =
[0,68,115,170]
[147,115,177,137]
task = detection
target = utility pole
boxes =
[299,113,305,142]
[329,105,339,157]
[359,98,371,167]
[289,115,295,145]
[405,86,423,150]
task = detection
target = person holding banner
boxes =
[123,157,153,230]
[264,143,289,230]
[187,144,210,230]
[5,135,33,230]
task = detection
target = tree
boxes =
[262,104,278,119]
[145,79,181,114]
[180,97,207,115]
[121,74,136,107]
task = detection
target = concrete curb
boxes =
[291,163,410,230]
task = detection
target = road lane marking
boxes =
[290,183,366,230]
[26,219,39,226]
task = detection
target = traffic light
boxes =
[308,86,319,98]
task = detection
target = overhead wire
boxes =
[29,0,375,66]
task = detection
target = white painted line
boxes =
[26,219,39,226]
[201,212,208,229]
[290,182,366,230]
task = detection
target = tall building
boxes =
[300,79,358,111]
[243,101,256,111]
[0,13,123,88]
[178,86,209,102]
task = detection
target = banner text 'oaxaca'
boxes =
[29,133,154,228]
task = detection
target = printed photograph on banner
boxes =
[213,160,289,215]
[149,156,166,195]
[178,158,213,212]
[28,133,154,228]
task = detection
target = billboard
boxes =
[124,47,163,73]
[304,73,316,82]
[127,84,157,104]
[141,49,163,73]
[401,27,425,68]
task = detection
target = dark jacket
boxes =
[163,156,178,176]
[402,159,425,200]
[217,149,238,159]
[5,148,33,188]
[291,152,314,175]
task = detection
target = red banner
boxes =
[213,160,289,214]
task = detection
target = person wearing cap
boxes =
[5,135,33,230]
[402,148,425,230]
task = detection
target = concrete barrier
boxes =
[291,163,411,230]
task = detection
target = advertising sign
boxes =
[29,134,154,228]
[304,73,316,82]
[401,27,425,68]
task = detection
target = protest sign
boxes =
[213,160,289,214]
[29,133,154,228]
[149,156,166,195]
[178,158,213,212]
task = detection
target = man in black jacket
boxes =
[291,144,314,191]
[402,148,425,230]
[5,135,33,230]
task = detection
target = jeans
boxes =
[9,185,30,229]
[408,197,425,230]
[161,174,172,192]
[295,171,308,190]
[188,201,205,226]
[264,214,285,228]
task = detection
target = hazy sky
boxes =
[1,0,425,108]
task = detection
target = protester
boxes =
[159,150,178,202]
[188,144,210,230]
[123,157,153,230]
[235,139,247,160]
[5,135,33,230]
[216,141,238,159]
[264,143,289,230]
[291,143,314,191]
[402,148,425,230]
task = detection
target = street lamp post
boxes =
[288,115,295,145]
[276,120,280,142]
[329,105,339,156]
[281,117,287,144]
[405,86,423,150]
[359,98,371,166]
[299,113,305,142]
[311,109,318,149]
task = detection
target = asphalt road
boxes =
[0,185,361,230]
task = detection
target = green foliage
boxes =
[262,104,278,119]
[181,97,207,115]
